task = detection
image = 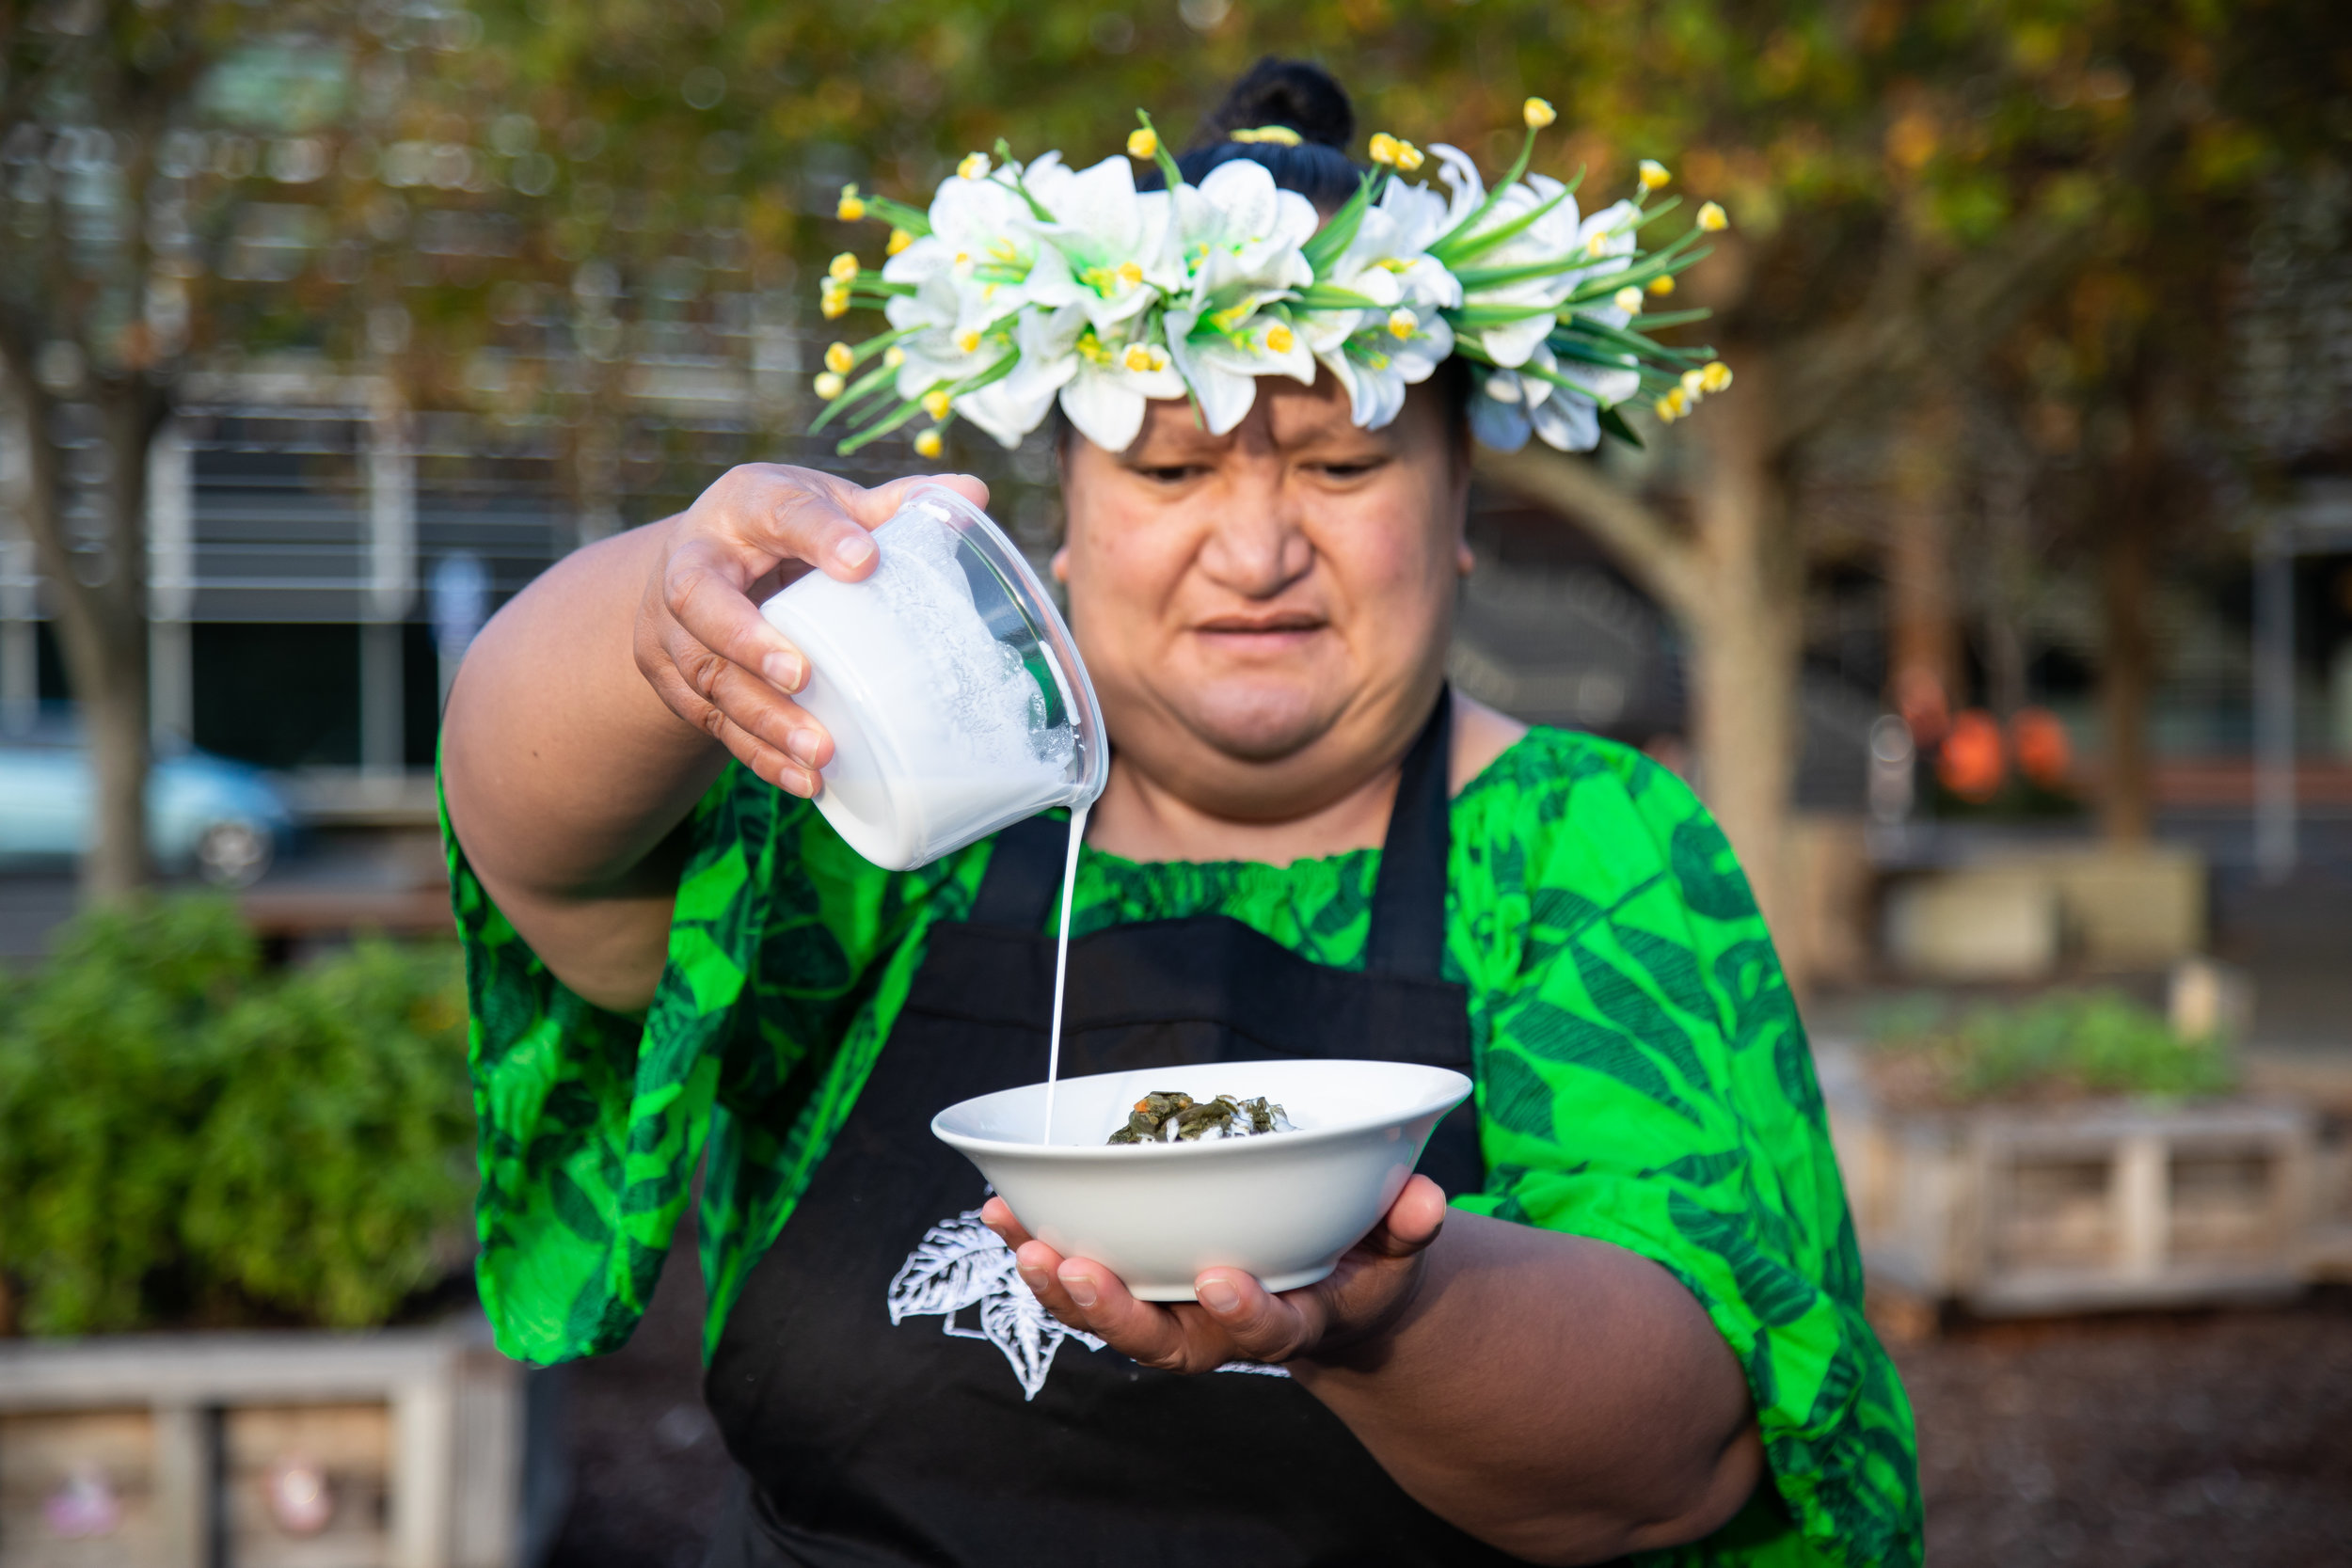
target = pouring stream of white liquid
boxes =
[1039,800,1089,1144]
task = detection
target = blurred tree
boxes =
[437,0,2342,928]
[12,0,2344,917]
[1469,0,2341,923]
[0,0,373,896]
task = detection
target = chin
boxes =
[1174,681,1340,764]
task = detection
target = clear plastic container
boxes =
[758,484,1107,871]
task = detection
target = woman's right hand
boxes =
[635,464,991,797]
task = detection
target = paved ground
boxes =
[1895,1291,2352,1566]
[539,1225,2352,1568]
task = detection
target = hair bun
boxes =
[1197,57,1354,151]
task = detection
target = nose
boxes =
[1196,453,1312,599]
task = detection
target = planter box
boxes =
[0,1314,563,1568]
[1820,1043,2321,1315]
[1880,846,2206,980]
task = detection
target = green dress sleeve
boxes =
[1448,733,1921,1568]
[442,759,975,1366]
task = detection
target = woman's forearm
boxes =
[441,517,727,1007]
[1291,1213,1762,1565]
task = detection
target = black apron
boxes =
[705,691,1528,1567]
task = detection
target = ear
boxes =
[1456,540,1475,577]
[1052,546,1071,583]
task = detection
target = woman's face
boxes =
[1057,372,1470,819]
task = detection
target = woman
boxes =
[441,61,1918,1568]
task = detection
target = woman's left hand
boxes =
[979,1175,1450,1372]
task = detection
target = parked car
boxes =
[0,710,296,886]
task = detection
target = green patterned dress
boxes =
[445,725,1919,1567]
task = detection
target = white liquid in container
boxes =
[759,486,1105,872]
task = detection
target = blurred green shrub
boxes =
[0,895,473,1336]
[1865,990,2235,1106]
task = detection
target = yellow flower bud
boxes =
[1613,286,1644,314]
[921,389,953,420]
[1699,360,1734,392]
[1388,308,1417,340]
[1697,200,1729,231]
[1524,97,1557,130]
[1394,140,1425,172]
[813,372,846,400]
[958,152,990,181]
[824,341,855,374]
[883,345,906,370]
[1653,394,1680,422]
[1127,127,1159,160]
[1122,342,1156,372]
[820,291,850,320]
[1681,368,1707,397]
[1264,324,1295,355]
[887,227,914,256]
[1647,275,1677,296]
[1586,233,1613,258]
[1116,261,1143,289]
[828,252,860,282]
[836,185,866,222]
[914,428,944,459]
[1638,159,1671,191]
[1368,133,1402,167]
[953,328,982,356]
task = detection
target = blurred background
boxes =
[2,0,2349,1564]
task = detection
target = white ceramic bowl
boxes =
[930,1059,1472,1302]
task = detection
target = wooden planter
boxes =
[1820,1044,2323,1315]
[0,1313,563,1568]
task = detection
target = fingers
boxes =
[723,467,881,585]
[978,1196,1034,1250]
[663,533,811,697]
[1190,1268,1319,1363]
[634,591,828,795]
[1047,1256,1223,1371]
[850,471,991,531]
[639,465,993,793]
[729,466,989,585]
[1360,1174,1449,1259]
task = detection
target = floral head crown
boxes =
[815,99,1732,462]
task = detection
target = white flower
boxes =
[1467,342,1640,453]
[1165,305,1318,436]
[1432,145,1592,369]
[883,159,1078,394]
[953,306,1087,447]
[1176,160,1319,312]
[1302,179,1463,429]
[1058,319,1187,454]
[949,303,1185,452]
[1156,161,1351,434]
[1322,312,1457,430]
[1022,154,1182,332]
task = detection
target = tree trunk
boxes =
[1683,359,1805,937]
[1885,391,1963,733]
[1,350,159,898]
[2098,391,2158,845]
[1474,354,1809,964]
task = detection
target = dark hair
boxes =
[1141,57,1364,213]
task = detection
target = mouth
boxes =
[1193,612,1327,641]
